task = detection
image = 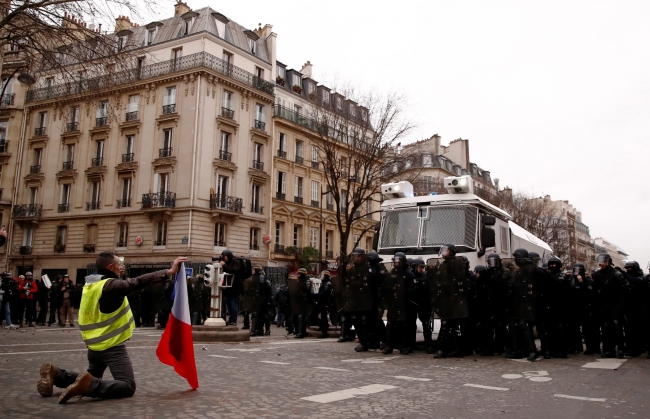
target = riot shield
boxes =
[288,278,310,315]
[241,276,260,313]
[509,267,536,320]
[346,265,374,312]
[382,272,406,321]
[434,260,469,319]
[331,274,348,312]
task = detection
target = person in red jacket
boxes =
[18,272,38,327]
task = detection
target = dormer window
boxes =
[117,36,126,51]
[147,28,157,45]
[248,38,257,55]
[292,74,301,87]
[349,104,356,117]
[183,18,195,35]
[322,90,330,105]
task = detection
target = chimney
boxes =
[174,1,191,16]
[115,15,132,32]
[254,23,273,39]
[300,61,313,78]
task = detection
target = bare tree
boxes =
[307,89,416,258]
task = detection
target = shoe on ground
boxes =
[28,323,34,327]
[433,350,447,359]
[294,333,305,339]
[354,344,368,352]
[543,351,551,359]
[400,348,410,355]
[264,330,270,336]
[7,324,18,329]
[381,347,393,355]
[58,371,93,404]
[616,351,625,359]
[337,336,348,343]
[527,352,538,362]
[37,363,57,397]
[69,324,75,327]
[241,325,250,330]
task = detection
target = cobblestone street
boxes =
[1,322,649,419]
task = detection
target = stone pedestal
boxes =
[192,325,250,343]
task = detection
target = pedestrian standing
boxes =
[18,273,38,327]
[58,275,75,327]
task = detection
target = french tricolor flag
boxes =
[156,262,199,389]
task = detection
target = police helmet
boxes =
[596,253,612,266]
[367,251,380,262]
[474,265,487,274]
[624,260,640,271]
[352,247,366,256]
[414,258,426,267]
[512,248,529,259]
[548,256,563,272]
[572,262,585,277]
[439,244,457,260]
[486,253,502,269]
[529,252,540,261]
[393,252,406,267]
[406,258,415,266]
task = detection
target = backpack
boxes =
[236,256,253,280]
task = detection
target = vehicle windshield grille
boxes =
[421,205,477,248]
[378,208,420,249]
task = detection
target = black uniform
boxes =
[622,268,648,356]
[592,265,627,357]
[545,269,571,357]
[381,265,414,354]
[312,276,333,337]
[345,262,375,350]
[368,261,388,349]
[566,274,598,354]
[288,274,312,338]
[475,266,508,355]
[408,267,433,352]
[432,257,470,357]
[507,262,538,360]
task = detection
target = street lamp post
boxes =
[0,67,36,99]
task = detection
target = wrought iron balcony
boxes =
[221,107,234,119]
[19,246,33,255]
[311,161,319,170]
[210,194,243,213]
[326,203,334,211]
[274,243,286,254]
[159,147,172,158]
[162,104,176,114]
[86,201,101,210]
[116,241,127,248]
[295,156,304,165]
[58,203,69,213]
[125,111,138,121]
[29,165,41,174]
[326,250,333,259]
[276,192,285,200]
[214,240,226,247]
[34,127,46,136]
[116,198,131,208]
[253,119,265,131]
[0,141,8,153]
[277,150,287,159]
[252,160,264,170]
[219,150,232,161]
[66,122,79,132]
[294,196,303,204]
[250,243,260,251]
[91,157,103,166]
[122,153,134,162]
[311,200,319,208]
[83,244,95,253]
[142,192,176,209]
[0,93,15,107]
[13,204,42,218]
[54,244,66,253]
[27,51,275,103]
[95,117,108,127]
[61,161,74,170]
[251,204,264,214]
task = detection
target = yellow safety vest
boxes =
[78,278,135,351]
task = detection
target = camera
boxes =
[211,256,224,262]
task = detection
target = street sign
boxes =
[185,267,193,278]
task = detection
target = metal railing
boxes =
[0,141,8,153]
[326,203,334,211]
[122,153,134,162]
[295,156,304,165]
[274,243,286,254]
[219,150,232,161]
[34,127,46,136]
[19,246,33,255]
[159,147,172,158]
[326,251,333,259]
[95,117,108,127]
[162,104,176,114]
[116,241,127,248]
[142,192,176,209]
[311,161,319,170]
[27,51,275,102]
[209,194,243,213]
[250,243,260,251]
[86,201,101,210]
[294,196,303,204]
[13,204,42,218]
[276,192,285,200]
[29,165,41,174]
[0,93,15,107]
[54,244,66,253]
[311,200,319,208]
[214,240,226,247]
[250,204,264,214]
[116,198,131,208]
[91,157,103,166]
[66,122,79,132]
[254,119,266,131]
[125,111,138,121]
[277,150,287,159]
[221,107,234,119]
[252,160,264,170]
[58,203,69,213]
[62,161,74,170]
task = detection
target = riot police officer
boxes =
[346,248,375,352]
[592,253,627,358]
[381,252,414,354]
[506,248,538,361]
[408,258,434,353]
[545,257,570,358]
[312,270,333,338]
[289,268,312,339]
[242,265,268,336]
[567,263,598,354]
[475,255,508,356]
[622,261,648,357]
[367,252,388,349]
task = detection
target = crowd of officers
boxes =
[280,245,650,362]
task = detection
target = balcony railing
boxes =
[253,120,265,131]
[83,244,95,253]
[122,153,134,162]
[274,243,286,254]
[159,147,172,158]
[86,201,101,210]
[0,141,8,153]
[162,104,176,114]
[95,116,108,127]
[91,157,103,166]
[0,93,15,107]
[116,241,127,248]
[311,200,319,208]
[252,160,264,170]
[311,161,319,170]
[62,161,74,170]
[210,194,243,213]
[294,196,303,204]
[66,122,79,132]
[277,150,287,159]
[214,240,226,247]
[221,107,234,119]
[276,192,285,200]
[34,127,46,136]
[250,204,264,214]
[326,250,333,259]
[366,213,373,220]
[295,156,304,165]
[250,243,260,251]
[19,246,33,255]
[326,203,334,211]
[58,203,70,213]
[142,192,176,209]
[219,150,232,161]
[116,198,131,208]
[27,51,275,103]
[54,244,66,253]
[13,204,42,218]
[29,165,41,174]
[125,111,138,121]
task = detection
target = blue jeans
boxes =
[1,301,11,326]
[223,295,239,325]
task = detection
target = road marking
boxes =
[259,361,290,365]
[463,384,509,391]
[314,367,351,372]
[301,384,397,403]
[502,374,523,379]
[509,358,543,363]
[208,355,237,359]
[226,347,281,352]
[554,394,606,402]
[0,346,157,355]
[341,356,400,364]
[269,340,336,345]
[581,359,627,370]
[393,376,432,382]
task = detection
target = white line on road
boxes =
[259,361,290,365]
[393,376,432,382]
[226,347,281,352]
[301,384,397,403]
[1,346,157,355]
[581,359,627,370]
[554,394,607,402]
[463,384,509,391]
[208,355,237,359]
[267,339,336,345]
[314,367,351,372]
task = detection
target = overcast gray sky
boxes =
[153,1,649,268]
